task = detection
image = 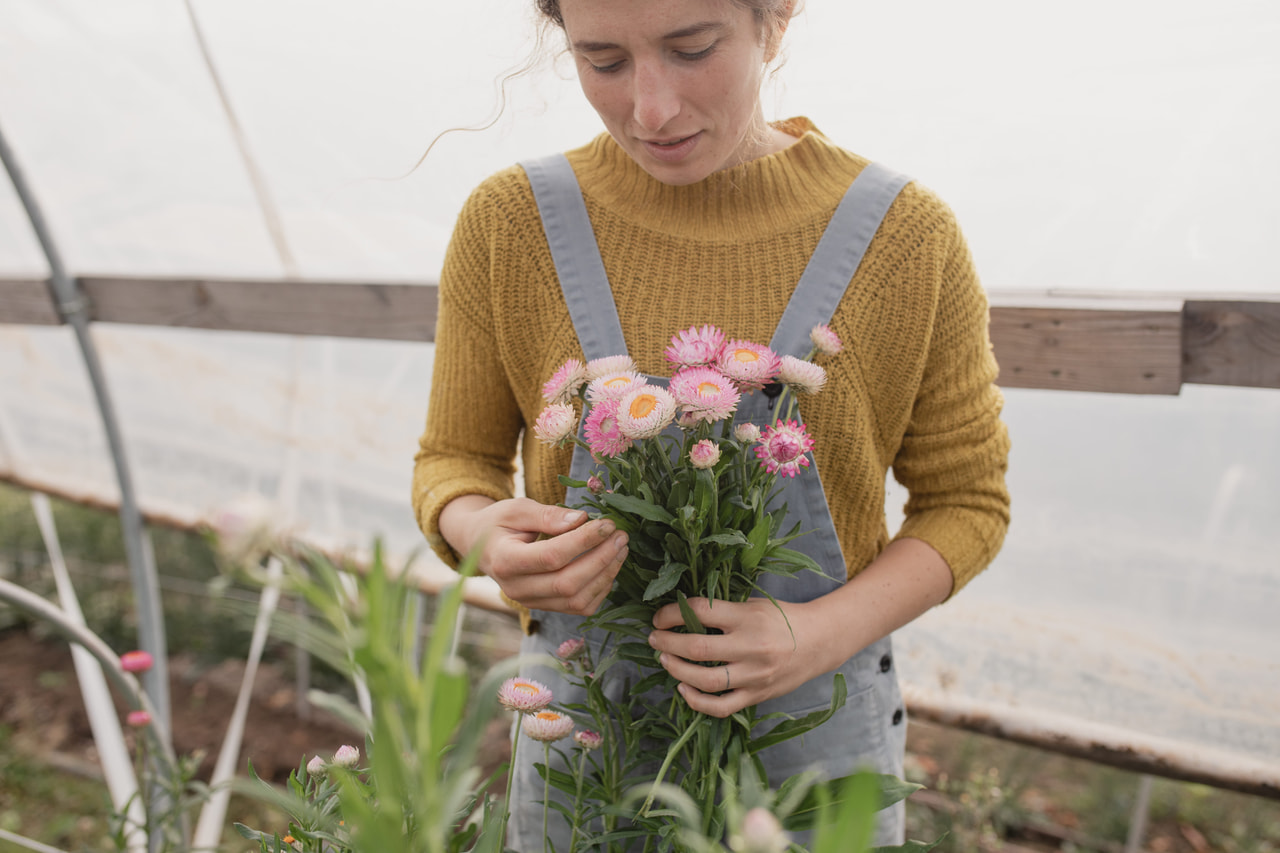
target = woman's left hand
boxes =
[648,596,837,718]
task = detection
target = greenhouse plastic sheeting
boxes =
[2,0,1278,788]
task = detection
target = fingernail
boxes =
[563,510,584,524]
[613,533,627,550]
[598,520,615,537]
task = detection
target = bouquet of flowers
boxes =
[532,323,851,846]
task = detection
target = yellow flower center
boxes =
[629,394,658,419]
[535,711,561,722]
[696,382,720,398]
[731,348,759,363]
[604,376,630,390]
[514,682,538,694]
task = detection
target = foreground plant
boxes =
[232,542,516,853]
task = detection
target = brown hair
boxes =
[535,0,798,53]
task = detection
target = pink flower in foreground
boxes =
[810,323,842,356]
[730,807,790,853]
[120,650,154,673]
[126,710,151,727]
[333,745,361,768]
[498,677,554,713]
[584,398,632,458]
[557,637,586,662]
[734,423,761,444]
[754,420,815,478]
[522,710,576,743]
[669,366,741,423]
[306,755,326,775]
[541,358,586,405]
[617,385,677,440]
[586,474,605,495]
[777,355,827,395]
[689,439,721,470]
[574,730,603,750]
[718,341,781,391]
[585,370,645,403]
[665,324,726,368]
[585,355,638,380]
[533,403,577,446]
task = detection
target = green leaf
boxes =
[676,590,706,634]
[702,531,750,548]
[599,491,676,524]
[747,673,846,752]
[644,560,688,601]
[740,516,771,570]
[558,474,589,489]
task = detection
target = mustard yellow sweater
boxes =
[413,118,1010,606]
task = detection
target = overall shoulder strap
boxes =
[520,154,628,362]
[769,161,913,358]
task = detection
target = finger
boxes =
[651,596,739,631]
[677,682,743,719]
[510,531,628,614]
[518,518,619,576]
[649,625,727,664]
[657,653,737,695]
[494,498,589,538]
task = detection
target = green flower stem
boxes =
[501,725,521,844]
[568,748,588,852]
[542,742,552,853]
[638,714,704,816]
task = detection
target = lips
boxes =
[641,132,701,163]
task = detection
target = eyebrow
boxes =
[572,21,727,53]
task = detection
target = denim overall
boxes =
[510,154,912,851]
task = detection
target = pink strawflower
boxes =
[574,730,603,750]
[521,710,576,743]
[557,637,587,661]
[533,403,577,446]
[586,474,605,495]
[584,398,632,458]
[689,439,721,470]
[731,807,790,853]
[585,370,645,403]
[333,745,361,768]
[677,411,700,429]
[617,385,677,440]
[755,420,815,478]
[734,423,761,444]
[585,355,638,380]
[306,755,326,775]
[498,677,554,713]
[717,341,781,391]
[777,355,827,394]
[669,366,741,423]
[126,710,151,727]
[664,324,726,368]
[542,358,586,405]
[810,324,843,356]
[120,650,154,673]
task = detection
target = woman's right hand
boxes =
[437,495,628,616]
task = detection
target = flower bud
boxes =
[729,807,789,853]
[306,755,326,776]
[126,710,152,728]
[120,650,154,673]
[332,744,360,768]
[733,423,761,444]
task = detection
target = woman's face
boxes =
[558,0,782,186]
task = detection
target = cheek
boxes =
[579,77,629,125]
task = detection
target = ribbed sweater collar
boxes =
[565,117,865,242]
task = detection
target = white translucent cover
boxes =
[1,0,1277,784]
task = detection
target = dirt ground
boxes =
[3,626,1274,853]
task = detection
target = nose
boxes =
[631,59,681,133]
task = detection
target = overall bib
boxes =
[510,154,912,851]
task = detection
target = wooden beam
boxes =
[0,276,59,325]
[6,275,1280,393]
[79,275,438,342]
[1182,300,1280,390]
[988,299,1184,395]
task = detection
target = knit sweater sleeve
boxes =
[890,200,1011,596]
[411,180,524,569]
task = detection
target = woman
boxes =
[413,0,1011,847]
